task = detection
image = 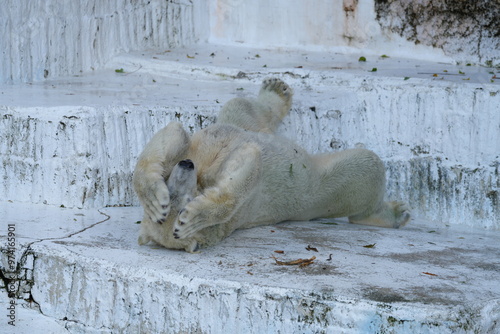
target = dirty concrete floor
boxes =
[1,201,499,332]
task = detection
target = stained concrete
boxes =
[1,2,499,331]
[1,202,499,333]
[374,0,500,66]
[1,45,499,228]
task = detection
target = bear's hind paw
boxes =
[391,201,411,228]
[261,77,293,100]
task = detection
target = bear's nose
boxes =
[179,159,194,170]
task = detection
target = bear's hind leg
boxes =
[349,201,411,228]
[257,77,293,131]
[217,78,293,133]
[133,122,190,224]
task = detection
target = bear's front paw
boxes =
[140,180,171,224]
[172,199,207,239]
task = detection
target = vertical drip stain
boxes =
[0,0,199,83]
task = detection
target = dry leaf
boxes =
[272,256,316,267]
[306,245,319,252]
[422,272,438,276]
[274,250,284,254]
[363,243,376,248]
[299,261,314,268]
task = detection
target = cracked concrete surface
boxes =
[0,204,111,332]
[0,45,498,332]
[1,1,499,332]
[1,201,499,333]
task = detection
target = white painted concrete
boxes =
[1,1,499,332]
[0,0,209,83]
[0,299,69,334]
[1,45,498,229]
[1,202,499,333]
[208,0,454,63]
[2,1,496,84]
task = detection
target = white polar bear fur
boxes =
[133,78,410,253]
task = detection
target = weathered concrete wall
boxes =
[1,72,498,229]
[279,76,500,230]
[0,106,217,209]
[0,1,498,228]
[2,0,497,83]
[208,0,453,63]
[208,0,499,65]
[0,0,209,83]
[374,0,500,66]
[28,248,483,333]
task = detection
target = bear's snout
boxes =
[179,159,194,170]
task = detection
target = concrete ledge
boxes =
[1,45,499,228]
[1,202,499,333]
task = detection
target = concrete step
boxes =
[1,45,499,333]
[1,45,499,229]
[1,201,499,333]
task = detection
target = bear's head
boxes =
[138,159,200,252]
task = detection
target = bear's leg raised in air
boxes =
[217,77,293,133]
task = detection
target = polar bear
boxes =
[133,78,410,253]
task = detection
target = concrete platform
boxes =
[1,44,499,228]
[1,201,499,333]
[1,45,499,333]
[2,1,499,332]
